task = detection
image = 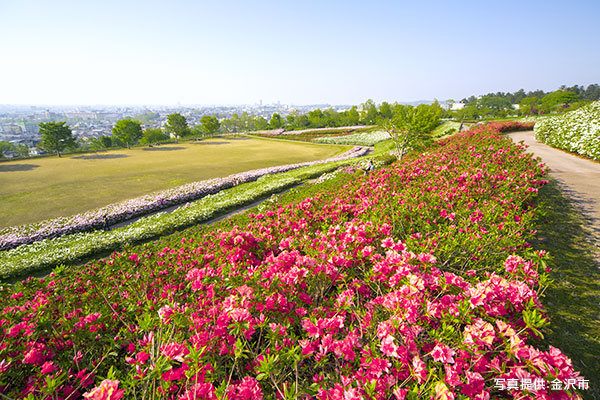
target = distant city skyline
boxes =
[1,0,599,106]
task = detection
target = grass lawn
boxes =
[532,179,600,398]
[0,137,348,228]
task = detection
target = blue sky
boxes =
[1,0,599,105]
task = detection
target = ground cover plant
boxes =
[534,101,600,161]
[312,131,391,146]
[0,137,348,228]
[0,122,587,399]
[430,121,464,140]
[254,130,368,143]
[0,146,365,251]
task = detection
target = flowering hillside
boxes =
[534,101,600,161]
[0,122,586,399]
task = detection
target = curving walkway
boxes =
[508,130,600,249]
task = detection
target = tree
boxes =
[378,102,393,120]
[477,96,512,112]
[519,97,541,115]
[16,143,30,157]
[140,128,169,145]
[541,90,579,113]
[342,106,360,126]
[38,121,76,158]
[165,113,190,142]
[360,99,379,124]
[200,115,221,135]
[269,113,282,129]
[112,119,143,149]
[253,116,268,131]
[382,103,441,160]
[0,141,16,158]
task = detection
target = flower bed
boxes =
[312,130,391,146]
[0,122,586,399]
[534,101,600,161]
[0,159,372,279]
[0,146,368,251]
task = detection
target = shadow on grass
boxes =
[532,178,600,399]
[0,163,40,172]
[141,146,186,151]
[72,154,129,160]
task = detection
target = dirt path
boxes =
[508,130,600,245]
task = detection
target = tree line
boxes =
[16,113,221,158]
[453,83,600,119]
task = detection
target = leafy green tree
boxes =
[360,99,379,124]
[200,115,221,135]
[323,108,341,127]
[378,102,393,120]
[269,113,282,129]
[342,106,360,126]
[16,143,29,157]
[293,114,310,129]
[477,96,512,112]
[519,97,541,115]
[286,113,296,127]
[307,109,325,128]
[253,116,268,131]
[221,113,242,133]
[165,113,190,142]
[90,135,114,150]
[38,121,76,158]
[0,141,16,157]
[541,90,579,113]
[112,119,143,149]
[455,104,481,120]
[583,84,600,101]
[140,128,169,144]
[382,103,441,160]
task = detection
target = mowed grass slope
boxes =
[0,137,348,228]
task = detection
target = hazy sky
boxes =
[1,0,599,106]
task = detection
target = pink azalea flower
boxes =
[380,335,400,358]
[23,347,45,365]
[411,356,428,384]
[40,361,56,375]
[160,342,188,362]
[83,379,125,400]
[431,343,455,364]
[179,382,217,400]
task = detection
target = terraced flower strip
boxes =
[0,158,375,280]
[0,146,368,251]
[0,122,586,399]
[534,101,600,161]
[312,130,391,146]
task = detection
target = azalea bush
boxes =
[0,122,586,399]
[534,101,600,161]
[0,146,368,251]
[312,131,391,146]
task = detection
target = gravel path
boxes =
[508,130,600,244]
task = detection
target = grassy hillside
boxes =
[0,137,347,228]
